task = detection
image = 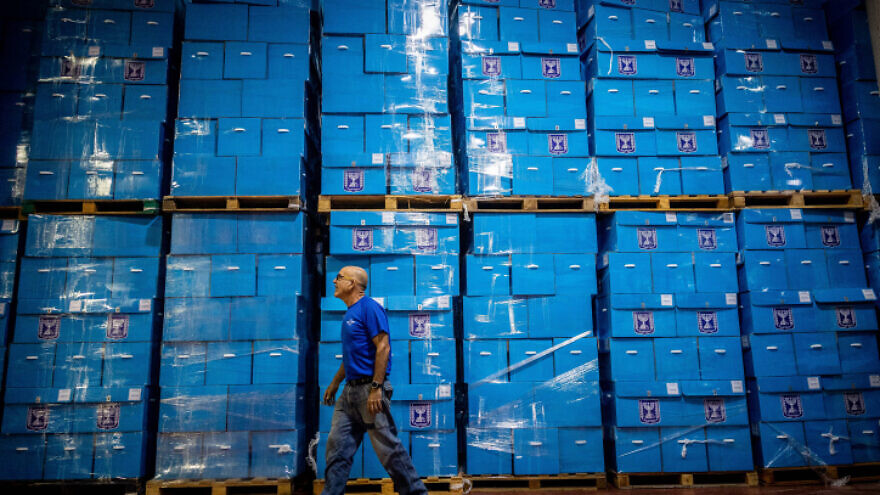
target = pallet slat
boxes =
[759,462,880,485]
[163,196,301,213]
[611,470,757,489]
[600,195,730,211]
[147,478,297,495]
[729,190,863,209]
[318,195,462,212]
[463,196,596,212]
[466,473,606,492]
[313,476,463,495]
[22,199,160,215]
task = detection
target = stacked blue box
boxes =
[825,2,879,193]
[173,1,316,196]
[703,0,852,193]
[0,214,162,480]
[463,213,603,475]
[155,212,310,479]
[575,0,723,197]
[597,211,753,474]
[23,0,180,201]
[738,208,880,467]
[317,211,459,478]
[0,219,21,400]
[451,0,590,196]
[321,0,454,195]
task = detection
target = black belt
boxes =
[348,377,373,386]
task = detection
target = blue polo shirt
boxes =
[341,297,392,381]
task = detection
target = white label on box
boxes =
[709,5,717,17]
[766,39,778,49]
[69,300,82,312]
[1,219,15,231]
[790,208,802,220]
[863,289,877,301]
[731,380,744,393]
[703,42,714,50]
[508,41,520,52]
[774,114,786,124]
[438,295,450,309]
[382,212,394,224]
[567,43,578,53]
[832,114,842,125]
[703,115,715,127]
[128,388,142,401]
[870,375,880,387]
[726,293,737,305]
[0,302,5,316]
[372,153,384,164]
[372,297,385,307]
[742,335,750,348]
[665,212,677,223]
[152,47,164,57]
[845,212,855,223]
[575,119,586,130]
[722,212,734,223]
[798,291,811,303]
[513,117,526,128]
[645,40,656,50]
[822,41,834,51]
[603,253,609,266]
[661,294,673,307]
[807,377,821,390]
[446,213,457,225]
[139,299,152,311]
[57,389,72,402]
[666,382,680,395]
[88,46,100,56]
[643,117,655,128]
[438,384,452,398]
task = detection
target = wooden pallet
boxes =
[318,195,462,212]
[146,477,298,495]
[729,190,864,209]
[162,196,301,212]
[22,199,160,215]
[0,479,144,495]
[466,473,606,492]
[611,470,757,489]
[600,195,731,211]
[463,196,596,213]
[0,207,22,221]
[759,462,880,485]
[313,476,463,494]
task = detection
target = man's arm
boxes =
[323,363,346,406]
[367,332,390,414]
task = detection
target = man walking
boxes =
[322,266,428,495]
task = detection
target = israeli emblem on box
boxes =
[821,225,840,247]
[96,403,121,430]
[637,227,657,250]
[618,55,637,75]
[482,56,501,77]
[808,129,827,150]
[744,52,763,73]
[124,61,146,82]
[343,169,364,192]
[134,0,156,8]
[844,392,866,416]
[410,402,432,428]
[26,406,49,431]
[416,227,438,251]
[548,133,568,155]
[409,313,430,338]
[487,131,507,153]
[765,225,786,247]
[669,0,683,12]
[638,399,660,424]
[60,58,80,79]
[697,311,719,334]
[542,57,561,78]
[633,311,655,335]
[676,57,695,77]
[621,0,635,5]
[352,228,373,252]
[750,128,770,149]
[773,307,795,330]
[800,54,818,74]
[836,306,857,329]
[107,314,129,339]
[781,394,804,419]
[412,168,433,193]
[704,398,726,423]
[677,131,697,153]
[38,315,61,340]
[615,132,636,154]
[697,228,717,250]
[539,0,556,8]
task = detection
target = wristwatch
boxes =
[371,381,382,390]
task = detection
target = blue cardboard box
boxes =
[748,377,825,423]
[739,290,817,334]
[598,293,675,338]
[736,209,806,250]
[601,211,678,253]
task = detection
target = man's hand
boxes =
[368,387,384,414]
[323,384,339,406]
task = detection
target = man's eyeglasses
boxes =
[335,274,356,283]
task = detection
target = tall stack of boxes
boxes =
[24,0,178,201]
[826,1,880,193]
[0,220,21,399]
[317,211,459,478]
[704,0,852,193]
[738,209,879,467]
[451,0,590,196]
[463,213,603,475]
[576,0,723,196]
[598,211,752,473]
[155,212,310,479]
[0,214,163,480]
[173,1,315,196]
[321,0,453,195]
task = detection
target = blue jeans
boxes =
[323,381,427,495]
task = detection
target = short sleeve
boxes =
[363,300,390,340]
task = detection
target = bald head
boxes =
[344,265,368,289]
